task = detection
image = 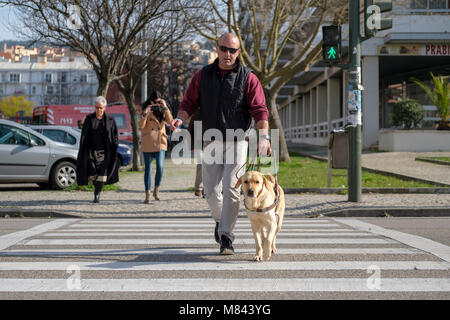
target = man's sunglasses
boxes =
[218,45,240,54]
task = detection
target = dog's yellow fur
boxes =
[235,171,285,261]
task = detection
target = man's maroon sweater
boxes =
[179,68,269,123]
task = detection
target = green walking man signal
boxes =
[322,25,341,63]
[327,46,337,59]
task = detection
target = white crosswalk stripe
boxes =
[0,261,448,271]
[1,278,449,292]
[0,218,449,296]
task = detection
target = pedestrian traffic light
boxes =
[364,0,392,38]
[322,25,341,63]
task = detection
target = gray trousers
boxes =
[202,140,248,242]
[194,164,202,190]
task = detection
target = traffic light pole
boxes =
[322,1,392,202]
[347,0,362,202]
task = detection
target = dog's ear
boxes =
[262,175,272,191]
[266,174,275,184]
[234,177,242,189]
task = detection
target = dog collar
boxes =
[244,184,280,213]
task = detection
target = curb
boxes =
[415,157,450,166]
[0,208,82,219]
[3,207,450,219]
[284,187,450,194]
[320,207,450,218]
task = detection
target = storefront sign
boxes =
[424,44,450,56]
[378,44,450,56]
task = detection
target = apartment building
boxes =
[277,0,450,148]
[0,55,98,106]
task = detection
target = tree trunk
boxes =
[264,88,291,163]
[97,77,111,97]
[123,91,141,171]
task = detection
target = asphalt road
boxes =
[0,217,449,302]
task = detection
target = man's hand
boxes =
[258,137,271,156]
[170,111,189,131]
[256,120,271,156]
[170,118,183,131]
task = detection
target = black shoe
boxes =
[220,235,234,255]
[93,194,100,203]
[214,222,220,244]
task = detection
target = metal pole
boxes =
[347,0,362,202]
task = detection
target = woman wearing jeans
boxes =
[139,91,173,203]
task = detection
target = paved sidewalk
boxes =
[1,151,450,218]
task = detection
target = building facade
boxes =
[278,0,450,149]
[0,56,98,106]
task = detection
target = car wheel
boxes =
[51,161,77,190]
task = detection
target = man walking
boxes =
[171,33,270,255]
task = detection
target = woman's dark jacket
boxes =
[76,112,119,186]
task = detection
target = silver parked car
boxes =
[0,119,78,189]
[28,124,132,167]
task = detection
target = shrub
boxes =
[392,99,424,129]
[410,73,449,123]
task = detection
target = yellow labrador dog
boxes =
[235,171,285,261]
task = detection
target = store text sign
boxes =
[378,44,450,56]
[425,44,449,56]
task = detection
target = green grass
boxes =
[425,157,450,163]
[65,181,121,192]
[415,156,450,166]
[268,154,436,189]
[77,155,437,191]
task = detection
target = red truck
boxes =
[32,104,133,142]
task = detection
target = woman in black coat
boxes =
[76,96,119,203]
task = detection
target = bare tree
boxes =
[1,0,177,96]
[115,7,195,170]
[1,0,196,170]
[180,0,348,162]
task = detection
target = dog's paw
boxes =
[253,254,263,262]
[271,245,277,254]
[263,254,272,261]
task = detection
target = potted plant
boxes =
[410,73,449,130]
[392,99,424,129]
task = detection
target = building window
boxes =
[31,86,36,95]
[61,96,70,104]
[47,86,54,94]
[410,0,449,8]
[429,0,447,8]
[59,72,67,83]
[45,73,52,83]
[80,74,88,83]
[9,73,21,83]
